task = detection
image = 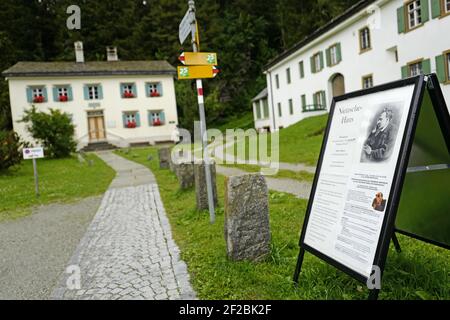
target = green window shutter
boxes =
[310,56,315,73]
[336,43,342,62]
[431,0,442,18]
[326,48,331,67]
[397,6,405,34]
[122,113,128,128]
[313,93,317,106]
[289,99,293,115]
[135,112,141,127]
[401,65,409,79]
[26,88,33,103]
[422,58,431,74]
[435,55,446,83]
[67,86,73,101]
[132,83,138,97]
[319,52,324,70]
[421,0,430,23]
[53,87,59,102]
[83,85,89,100]
[299,62,304,78]
[278,103,282,117]
[158,83,163,96]
[97,85,103,100]
[120,84,124,97]
[148,111,153,126]
[301,95,306,108]
[321,91,326,109]
[160,111,166,124]
[42,87,48,102]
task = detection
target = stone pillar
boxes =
[158,147,170,169]
[194,161,218,211]
[224,174,271,262]
[175,162,194,189]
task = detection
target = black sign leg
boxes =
[392,231,402,253]
[368,289,380,300]
[293,247,305,285]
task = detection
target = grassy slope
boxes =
[116,147,449,300]
[0,154,115,221]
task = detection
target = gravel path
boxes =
[0,196,102,300]
[216,165,312,199]
[52,151,196,300]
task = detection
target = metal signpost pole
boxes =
[32,158,40,197]
[188,0,216,224]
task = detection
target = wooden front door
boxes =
[332,74,345,97]
[88,111,106,142]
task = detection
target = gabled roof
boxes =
[2,60,176,78]
[252,88,268,102]
[264,0,378,71]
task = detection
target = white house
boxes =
[254,0,450,132]
[2,42,179,150]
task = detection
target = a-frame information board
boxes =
[293,74,449,300]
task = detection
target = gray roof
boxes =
[2,60,176,78]
[252,88,268,102]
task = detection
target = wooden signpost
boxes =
[23,147,45,197]
[293,74,450,300]
[177,0,220,224]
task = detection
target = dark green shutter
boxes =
[321,91,326,109]
[422,59,431,74]
[435,55,446,82]
[336,43,342,62]
[299,61,304,78]
[397,6,405,33]
[431,0,442,17]
[26,88,33,103]
[319,52,324,70]
[401,65,409,79]
[301,95,306,109]
[255,102,261,119]
[421,0,430,23]
[313,93,317,106]
[310,56,315,73]
[326,48,331,67]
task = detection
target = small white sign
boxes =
[179,9,193,45]
[23,147,45,160]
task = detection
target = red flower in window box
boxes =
[153,119,162,126]
[150,91,160,97]
[59,95,68,102]
[123,91,135,98]
[33,96,45,103]
[127,121,137,128]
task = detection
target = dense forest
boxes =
[0,0,359,132]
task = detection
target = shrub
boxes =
[20,106,76,158]
[0,131,23,171]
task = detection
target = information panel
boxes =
[303,84,416,278]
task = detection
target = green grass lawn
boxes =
[220,163,315,182]
[116,147,449,300]
[0,154,115,222]
[225,114,328,166]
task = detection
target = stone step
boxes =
[82,142,117,152]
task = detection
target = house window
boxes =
[255,102,261,120]
[446,0,450,13]
[278,103,282,117]
[88,86,99,100]
[407,0,422,29]
[122,83,136,98]
[409,61,423,76]
[56,86,70,102]
[286,68,291,84]
[123,111,140,128]
[149,110,165,126]
[314,91,326,109]
[299,61,305,78]
[262,99,269,118]
[330,46,338,65]
[33,88,44,100]
[313,53,322,72]
[362,75,374,89]
[359,27,371,52]
[289,99,293,115]
[275,74,280,89]
[147,82,162,97]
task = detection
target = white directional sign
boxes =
[179,9,194,45]
[23,147,44,160]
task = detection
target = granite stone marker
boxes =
[194,161,218,210]
[158,148,170,169]
[224,174,271,262]
[175,162,194,189]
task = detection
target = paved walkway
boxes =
[52,152,195,300]
[216,165,312,199]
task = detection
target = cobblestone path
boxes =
[52,151,196,300]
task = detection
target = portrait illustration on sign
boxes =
[361,102,403,163]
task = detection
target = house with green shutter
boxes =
[2,42,179,150]
[255,0,450,132]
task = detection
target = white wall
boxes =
[264,0,450,132]
[8,74,179,149]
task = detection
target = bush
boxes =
[0,131,23,171]
[20,106,76,158]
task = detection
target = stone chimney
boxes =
[107,46,119,62]
[74,41,84,63]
